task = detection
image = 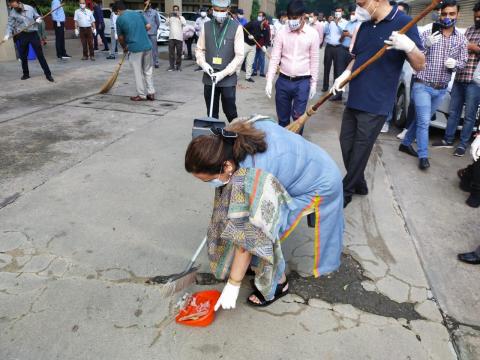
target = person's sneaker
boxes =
[453,146,466,157]
[431,139,453,148]
[167,67,175,71]
[380,123,389,133]
[246,78,254,83]
[396,128,408,140]
[21,74,30,80]
[106,55,115,60]
[62,55,72,59]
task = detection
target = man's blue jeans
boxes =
[444,81,480,149]
[253,48,265,76]
[402,82,447,159]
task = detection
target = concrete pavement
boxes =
[0,41,478,359]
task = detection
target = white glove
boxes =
[212,70,226,83]
[330,69,351,95]
[384,31,415,53]
[3,34,9,41]
[74,28,79,37]
[92,28,97,36]
[115,33,118,41]
[445,57,457,69]
[35,17,43,24]
[261,46,267,53]
[248,34,254,40]
[265,81,273,98]
[471,136,480,162]
[201,62,214,76]
[425,31,441,48]
[309,85,316,99]
[214,282,240,311]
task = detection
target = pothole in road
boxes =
[196,254,422,321]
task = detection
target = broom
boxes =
[287,0,442,134]
[0,3,65,46]
[98,0,151,94]
[228,11,271,60]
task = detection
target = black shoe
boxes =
[344,196,352,208]
[252,72,257,76]
[176,66,182,71]
[399,144,418,157]
[419,158,430,170]
[321,87,328,92]
[457,251,480,265]
[154,64,159,68]
[354,185,369,196]
[431,139,453,148]
[106,55,115,60]
[260,74,266,77]
[62,54,72,59]
[167,67,175,71]
[21,74,30,80]
[246,78,254,83]
[46,75,54,82]
[102,48,109,52]
[466,194,480,208]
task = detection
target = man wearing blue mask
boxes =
[330,0,425,207]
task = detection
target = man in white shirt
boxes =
[74,0,96,60]
[106,2,117,60]
[166,5,186,71]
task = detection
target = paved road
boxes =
[0,39,478,359]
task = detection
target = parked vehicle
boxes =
[392,25,479,131]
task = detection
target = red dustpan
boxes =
[176,290,221,327]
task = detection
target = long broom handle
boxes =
[309,0,441,113]
[0,3,65,46]
[184,236,208,272]
[227,11,271,59]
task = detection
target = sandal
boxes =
[247,280,289,307]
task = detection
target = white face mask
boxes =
[213,10,227,23]
[208,177,227,188]
[238,14,243,18]
[288,19,301,31]
[257,16,263,22]
[355,5,371,22]
[200,11,206,17]
[350,14,356,21]
[80,3,86,9]
[335,11,342,19]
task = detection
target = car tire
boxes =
[392,85,407,129]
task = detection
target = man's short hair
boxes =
[473,1,480,12]
[114,1,126,11]
[313,11,319,16]
[278,10,287,17]
[335,7,343,12]
[173,4,179,9]
[441,0,460,11]
[287,0,305,17]
[397,2,410,14]
[348,4,356,13]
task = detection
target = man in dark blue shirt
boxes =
[329,0,425,207]
[92,0,108,51]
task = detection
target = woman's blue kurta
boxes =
[239,119,344,277]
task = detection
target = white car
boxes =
[103,9,169,44]
[392,25,479,131]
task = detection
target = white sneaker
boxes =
[381,123,389,133]
[396,128,408,140]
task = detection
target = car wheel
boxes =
[392,85,407,129]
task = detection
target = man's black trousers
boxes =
[323,44,344,90]
[17,32,51,77]
[53,21,67,58]
[340,107,386,197]
[204,85,237,122]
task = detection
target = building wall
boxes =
[0,1,16,62]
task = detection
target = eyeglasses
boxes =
[210,127,238,138]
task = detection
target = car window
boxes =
[182,12,198,21]
[102,9,111,18]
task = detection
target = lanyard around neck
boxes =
[212,18,230,51]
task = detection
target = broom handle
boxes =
[184,236,208,272]
[0,3,65,46]
[310,0,441,113]
[227,11,271,59]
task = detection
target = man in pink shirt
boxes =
[309,11,324,45]
[265,0,320,134]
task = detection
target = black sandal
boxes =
[247,280,289,307]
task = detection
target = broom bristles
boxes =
[158,270,198,298]
[287,112,311,134]
[99,54,126,94]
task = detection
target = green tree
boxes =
[251,0,260,21]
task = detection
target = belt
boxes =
[414,78,448,90]
[279,73,312,82]
[326,43,340,47]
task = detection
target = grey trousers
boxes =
[168,39,182,68]
[149,34,159,66]
[128,50,155,98]
[340,107,386,197]
[110,29,117,56]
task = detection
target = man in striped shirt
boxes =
[400,0,468,170]
[433,1,480,157]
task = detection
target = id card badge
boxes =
[57,21,61,27]
[212,57,223,65]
